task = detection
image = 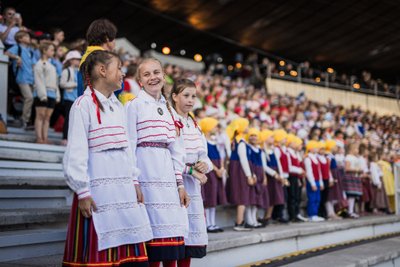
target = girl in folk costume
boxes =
[170,79,212,266]
[369,152,390,213]
[334,143,349,212]
[226,118,254,231]
[317,141,338,220]
[286,134,306,222]
[126,58,190,267]
[62,50,153,267]
[304,141,325,222]
[245,128,268,228]
[325,140,346,219]
[200,117,227,233]
[358,145,373,215]
[272,129,291,223]
[258,130,285,226]
[378,154,395,213]
[343,143,363,218]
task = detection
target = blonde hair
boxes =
[137,58,181,135]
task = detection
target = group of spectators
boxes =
[0,6,398,233]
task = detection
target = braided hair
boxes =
[79,50,119,124]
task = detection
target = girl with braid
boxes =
[62,50,153,266]
[171,79,212,266]
[126,58,190,267]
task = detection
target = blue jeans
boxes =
[306,181,321,217]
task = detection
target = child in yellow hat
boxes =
[245,128,267,228]
[317,141,339,220]
[304,140,325,222]
[287,135,306,222]
[226,118,255,231]
[258,129,284,226]
[324,140,345,220]
[272,129,290,223]
[200,117,227,233]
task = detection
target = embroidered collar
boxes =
[84,87,119,104]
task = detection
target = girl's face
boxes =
[249,135,258,145]
[280,138,287,146]
[45,45,55,58]
[105,57,124,91]
[56,46,65,58]
[172,87,197,115]
[55,31,65,42]
[266,136,274,145]
[70,58,80,68]
[139,60,165,97]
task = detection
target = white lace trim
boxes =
[98,224,151,240]
[188,231,206,238]
[145,202,181,209]
[140,181,176,188]
[90,177,132,187]
[96,201,138,213]
[188,214,203,220]
[152,224,184,232]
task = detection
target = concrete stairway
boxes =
[0,129,71,262]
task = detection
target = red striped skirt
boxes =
[63,195,148,267]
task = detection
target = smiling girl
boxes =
[126,58,190,267]
[62,50,153,267]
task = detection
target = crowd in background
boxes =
[1,6,399,225]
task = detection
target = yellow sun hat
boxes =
[306,140,319,154]
[259,129,274,143]
[246,128,260,141]
[273,129,288,143]
[325,139,337,152]
[199,117,219,134]
[286,133,297,145]
[226,118,249,141]
[118,92,135,105]
[294,136,303,146]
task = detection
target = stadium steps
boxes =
[0,135,71,262]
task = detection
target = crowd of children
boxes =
[2,12,399,266]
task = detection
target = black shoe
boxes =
[276,217,289,224]
[291,218,302,223]
[207,226,220,233]
[244,223,255,229]
[257,218,270,227]
[233,222,252,231]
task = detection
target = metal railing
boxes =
[269,71,398,99]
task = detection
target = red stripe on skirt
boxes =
[63,195,148,266]
[146,237,185,247]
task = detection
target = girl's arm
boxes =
[63,101,90,199]
[304,157,316,187]
[237,142,251,177]
[261,150,277,177]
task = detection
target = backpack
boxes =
[14,45,34,77]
